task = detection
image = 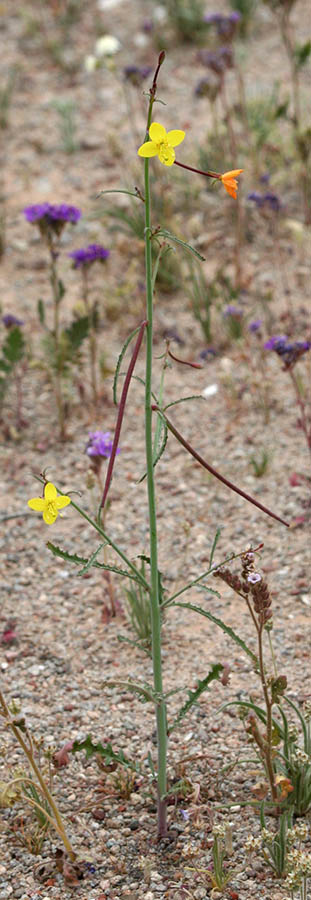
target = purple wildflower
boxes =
[194,76,219,100]
[69,244,110,268]
[259,172,270,184]
[86,431,120,459]
[123,65,152,86]
[198,49,226,75]
[23,203,81,225]
[2,314,24,329]
[224,305,243,318]
[264,335,311,368]
[247,573,262,584]
[204,11,240,40]
[248,319,262,333]
[248,191,281,212]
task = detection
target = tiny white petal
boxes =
[202,384,218,398]
[84,55,97,73]
[95,35,121,56]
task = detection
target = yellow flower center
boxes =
[47,500,58,517]
[157,141,175,166]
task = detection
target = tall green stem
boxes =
[144,99,168,838]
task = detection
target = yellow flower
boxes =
[138,122,185,167]
[221,169,243,199]
[28,482,71,525]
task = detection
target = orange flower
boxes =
[274,774,294,800]
[221,169,243,199]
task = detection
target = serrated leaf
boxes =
[155,228,205,262]
[173,601,258,664]
[72,735,139,771]
[164,394,203,412]
[47,541,139,582]
[77,544,104,575]
[168,664,223,734]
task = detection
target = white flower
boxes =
[84,54,97,73]
[95,35,121,57]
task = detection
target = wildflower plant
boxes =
[23,203,89,440]
[27,54,289,841]
[264,336,311,459]
[69,243,110,404]
[0,316,26,432]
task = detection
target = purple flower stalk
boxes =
[69,244,110,268]
[23,203,81,224]
[2,314,24,328]
[86,431,120,459]
[204,11,240,40]
[264,335,311,368]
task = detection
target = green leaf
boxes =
[47,542,140,582]
[294,40,311,68]
[77,544,104,575]
[37,298,45,326]
[63,316,89,356]
[274,100,289,120]
[2,327,25,367]
[209,527,222,568]
[72,735,139,771]
[117,634,152,657]
[113,325,142,405]
[58,278,66,302]
[163,395,204,414]
[137,418,168,483]
[172,601,258,664]
[168,664,224,734]
[103,679,156,704]
[154,228,205,262]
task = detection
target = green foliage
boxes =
[249,449,270,477]
[187,261,216,343]
[229,0,257,36]
[168,664,224,734]
[0,66,17,130]
[47,541,140,583]
[42,315,89,375]
[260,807,292,877]
[0,326,25,410]
[52,99,79,154]
[124,558,152,647]
[164,0,207,43]
[72,735,139,772]
[294,40,311,69]
[246,85,282,152]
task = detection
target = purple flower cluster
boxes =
[199,46,234,73]
[248,319,262,333]
[69,244,110,268]
[194,76,219,101]
[123,65,152,86]
[264,335,311,368]
[248,191,281,212]
[23,203,81,225]
[86,431,120,459]
[224,305,243,318]
[204,11,241,40]
[2,314,24,329]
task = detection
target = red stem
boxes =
[153,407,289,528]
[100,320,148,509]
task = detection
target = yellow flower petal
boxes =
[166,129,185,148]
[43,507,58,525]
[222,169,244,179]
[138,140,158,158]
[44,482,57,501]
[149,122,167,142]
[56,496,71,510]
[28,497,45,511]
